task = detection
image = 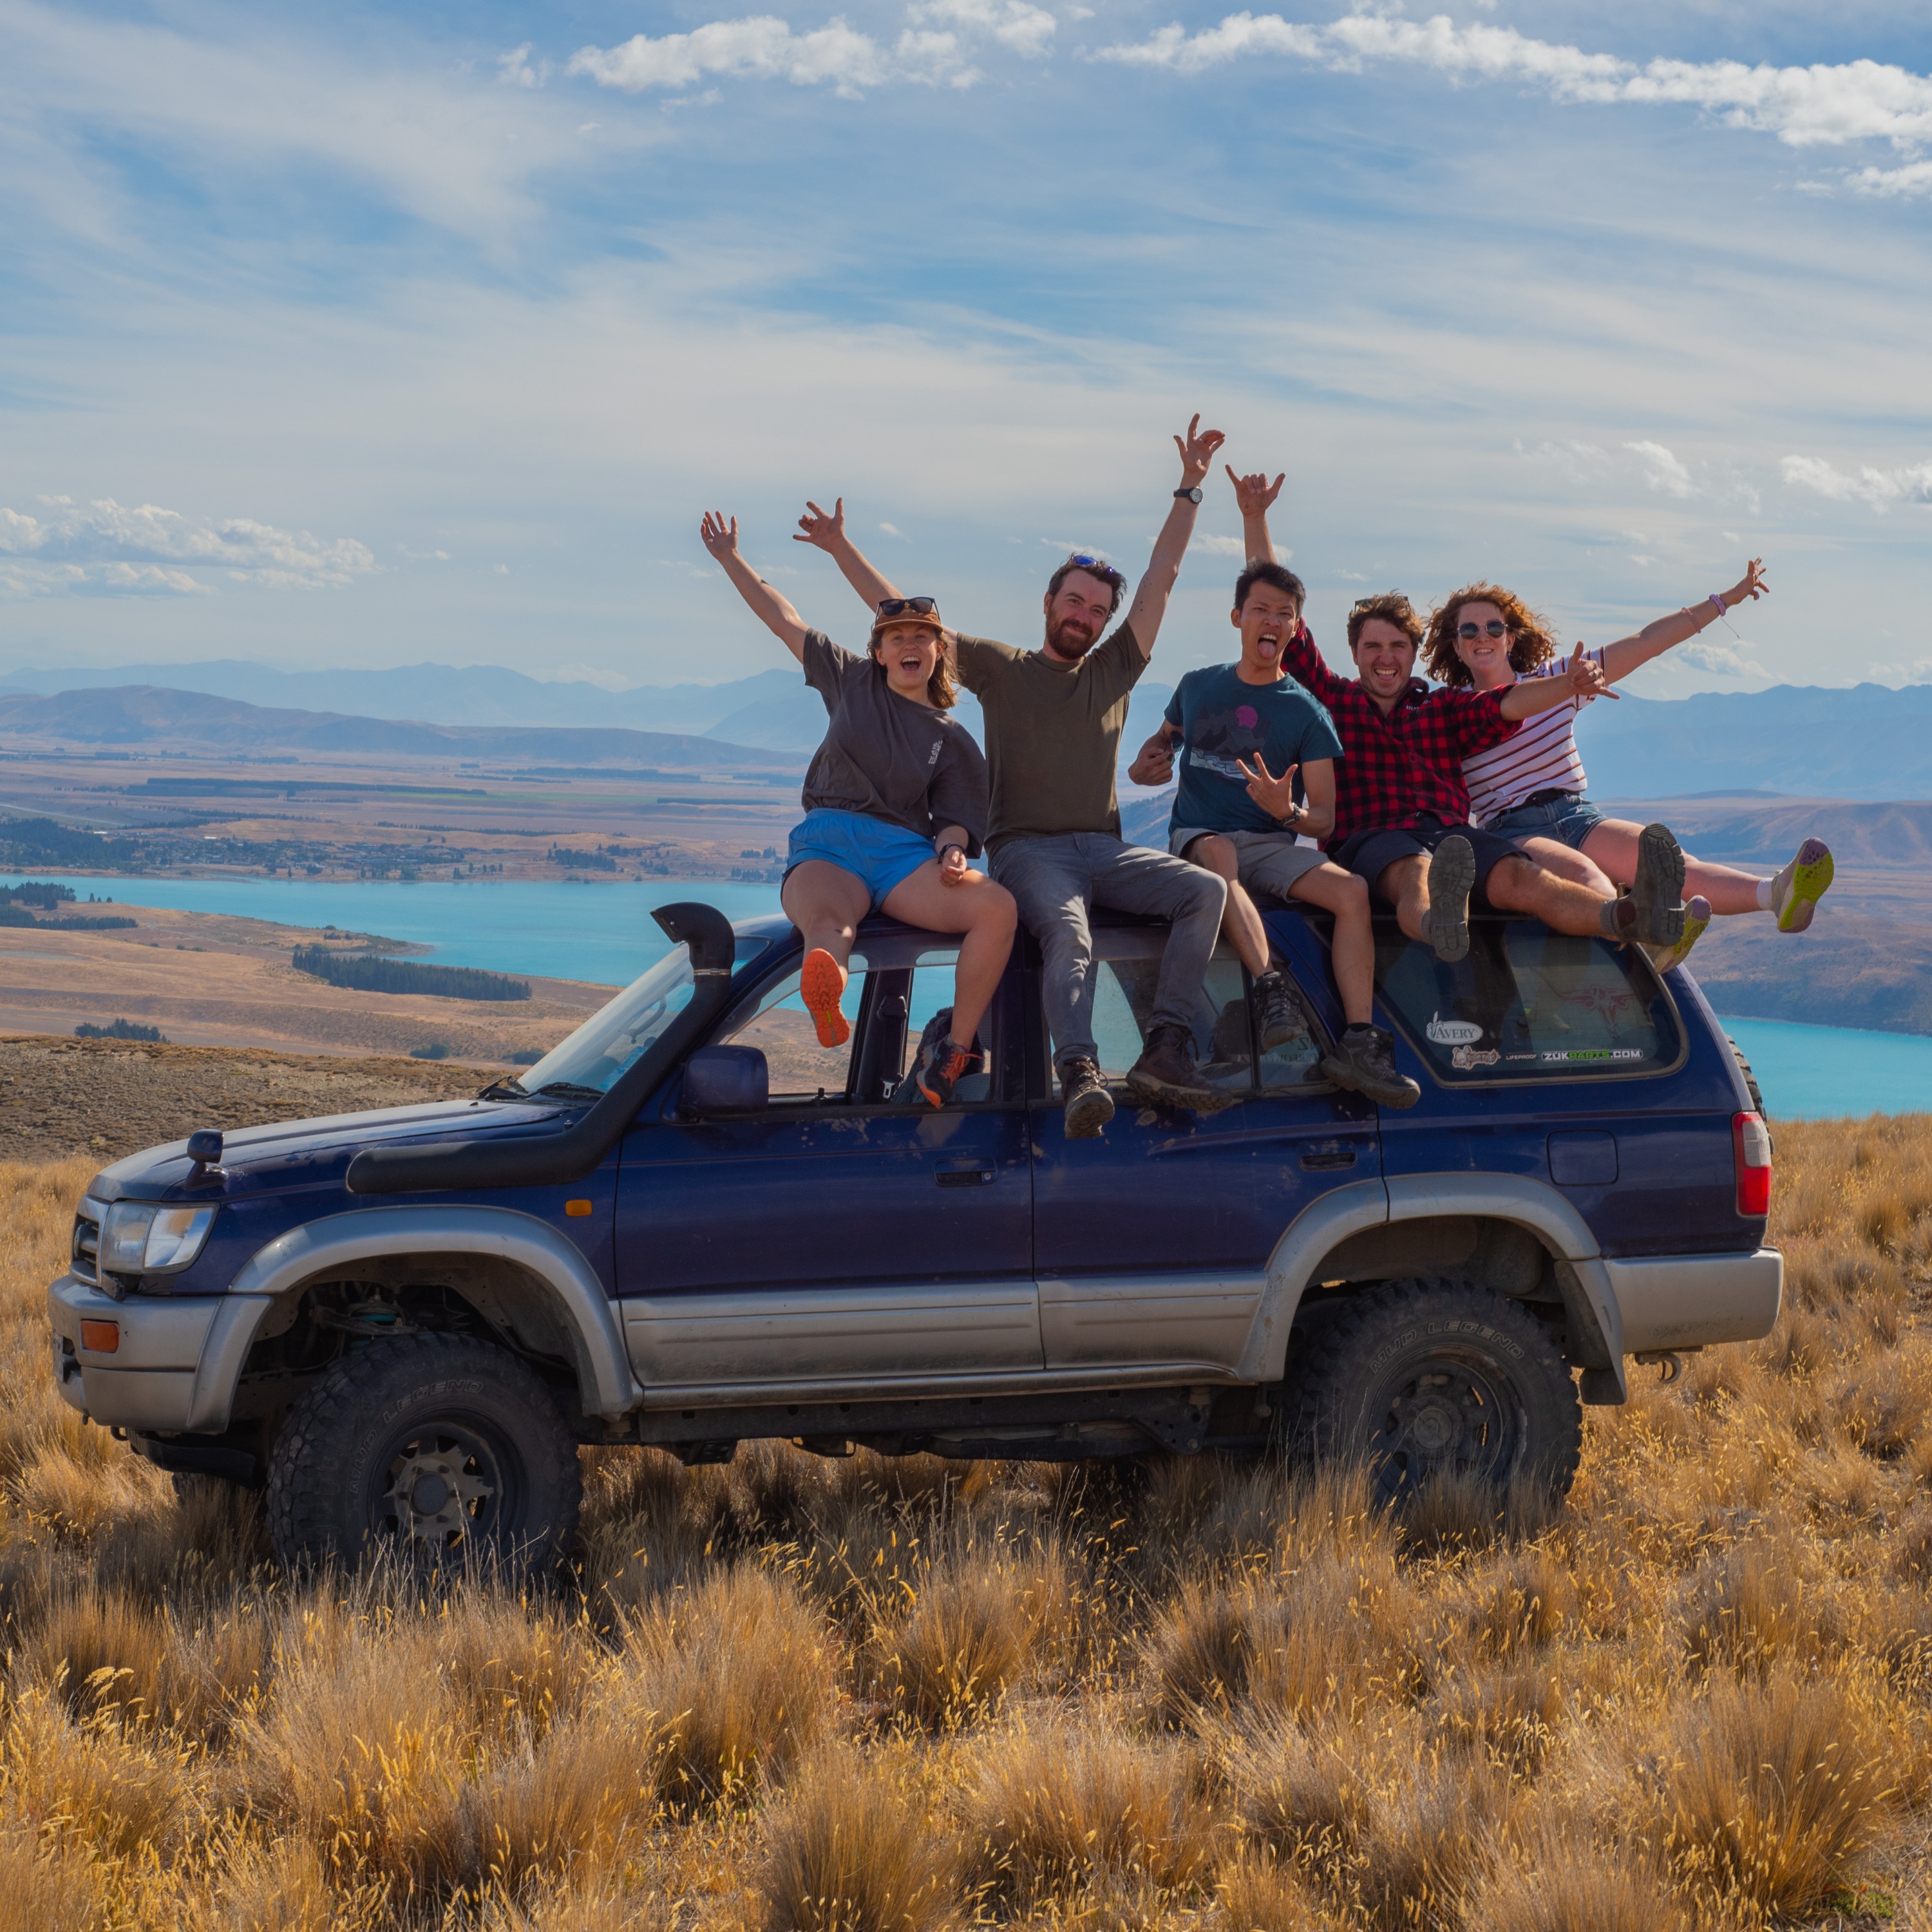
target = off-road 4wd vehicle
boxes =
[48,900,1780,1568]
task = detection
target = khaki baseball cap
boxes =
[867,596,945,646]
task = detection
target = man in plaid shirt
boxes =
[1236,472,1686,963]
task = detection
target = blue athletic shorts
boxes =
[784,808,934,909]
[1334,813,1522,904]
[1485,791,1606,851]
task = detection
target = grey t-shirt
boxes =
[799,631,990,853]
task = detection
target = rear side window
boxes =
[1374,919,1681,1083]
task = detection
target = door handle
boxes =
[935,1165,996,1187]
[1300,1144,1359,1171]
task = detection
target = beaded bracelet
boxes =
[1709,593,1727,616]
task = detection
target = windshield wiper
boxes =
[476,1077,529,1101]
[534,1081,607,1102]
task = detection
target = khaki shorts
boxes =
[1171,826,1327,899]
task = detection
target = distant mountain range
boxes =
[3,659,1931,800]
[0,685,801,770]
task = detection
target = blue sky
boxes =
[1,0,1928,696]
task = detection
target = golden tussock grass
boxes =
[3,1115,1932,1925]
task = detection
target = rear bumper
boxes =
[1606,1248,1783,1352]
[46,1274,273,1434]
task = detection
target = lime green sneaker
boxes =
[1650,895,1711,973]
[1771,839,1834,934]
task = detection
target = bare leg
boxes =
[781,860,872,966]
[1374,854,1432,946]
[1182,835,1270,976]
[1518,834,1615,895]
[1484,853,1616,937]
[1286,862,1376,1027]
[1580,819,1764,916]
[879,862,1018,1046]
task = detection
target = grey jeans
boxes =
[989,831,1228,1068]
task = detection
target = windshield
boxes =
[511,947,699,1099]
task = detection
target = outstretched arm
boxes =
[1499,645,1614,720]
[1121,414,1226,659]
[700,512,810,659]
[793,497,904,616]
[1598,559,1768,685]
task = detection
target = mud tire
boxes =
[1280,1276,1582,1506]
[265,1332,581,1573]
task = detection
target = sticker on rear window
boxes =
[1426,1013,1484,1045]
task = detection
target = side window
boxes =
[1374,920,1681,1083]
[718,967,858,1102]
[1056,933,1325,1099]
[893,953,996,1105]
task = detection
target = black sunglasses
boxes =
[1062,553,1125,584]
[1458,619,1511,640]
[876,596,937,617]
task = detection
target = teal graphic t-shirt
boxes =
[1163,664,1344,837]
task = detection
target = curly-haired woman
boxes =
[1424,565,1833,965]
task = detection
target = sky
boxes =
[1,0,1928,698]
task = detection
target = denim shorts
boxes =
[784,808,934,909]
[1484,791,1607,851]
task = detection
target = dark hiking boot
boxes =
[1321,1023,1421,1109]
[915,1034,985,1108]
[1633,822,1687,947]
[1125,1023,1214,1106]
[1423,835,1476,963]
[1252,969,1308,1052]
[1059,1056,1115,1139]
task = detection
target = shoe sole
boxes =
[1426,837,1475,963]
[1634,823,1686,947]
[1124,1065,1217,1106]
[1776,839,1834,934]
[800,948,850,1049]
[1064,1086,1115,1138]
[1257,1014,1302,1052]
[1654,895,1712,972]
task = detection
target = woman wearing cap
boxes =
[700,511,1016,1106]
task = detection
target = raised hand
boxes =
[1174,413,1227,486]
[1725,558,1769,605]
[1225,466,1285,519]
[793,498,846,553]
[699,511,741,562]
[1238,752,1301,819]
[1566,643,1618,703]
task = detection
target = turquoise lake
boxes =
[8,873,1929,1122]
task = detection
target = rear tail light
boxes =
[1732,1111,1772,1217]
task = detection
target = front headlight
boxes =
[99,1203,216,1276]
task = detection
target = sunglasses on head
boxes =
[1458,619,1511,641]
[876,596,937,618]
[1062,553,1125,585]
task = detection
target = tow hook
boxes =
[1634,1347,1703,1384]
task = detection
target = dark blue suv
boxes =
[48,899,1780,1568]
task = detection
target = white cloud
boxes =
[914,0,1056,59]
[1195,533,1247,556]
[497,44,542,88]
[1846,158,1932,198]
[1870,658,1932,684]
[0,497,375,597]
[1676,639,1770,681]
[1093,15,1932,156]
[567,15,983,97]
[1779,453,1932,509]
[878,521,903,537]
[1624,439,1696,498]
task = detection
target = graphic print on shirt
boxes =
[1184,701,1273,785]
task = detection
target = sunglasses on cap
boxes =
[876,596,938,618]
[1457,619,1511,640]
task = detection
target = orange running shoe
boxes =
[800,947,850,1049]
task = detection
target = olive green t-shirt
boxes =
[952,625,1146,852]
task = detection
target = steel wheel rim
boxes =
[369,1414,518,1551]
[1361,1347,1524,1502]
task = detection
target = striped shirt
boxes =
[1461,649,1603,828]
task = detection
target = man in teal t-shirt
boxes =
[1129,558,1419,1108]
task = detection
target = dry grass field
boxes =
[2,1118,1931,1930]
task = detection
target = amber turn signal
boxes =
[80,1320,120,1354]
[565,1200,592,1218]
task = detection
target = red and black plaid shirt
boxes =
[1280,627,1518,848]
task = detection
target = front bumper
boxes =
[46,1274,273,1434]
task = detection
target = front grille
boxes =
[71,1200,104,1285]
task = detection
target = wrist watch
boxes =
[1174,486,1202,503]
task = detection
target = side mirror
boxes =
[681,1045,768,1115]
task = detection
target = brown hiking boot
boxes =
[1125,1022,1214,1106]
[1059,1056,1115,1138]
[1321,1024,1421,1109]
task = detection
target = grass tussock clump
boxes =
[3,1122,1932,1924]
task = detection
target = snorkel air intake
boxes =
[345,902,738,1196]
